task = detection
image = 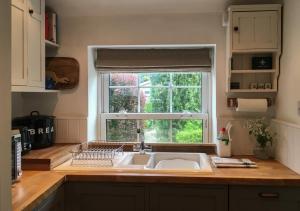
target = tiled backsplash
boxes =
[55,117,87,143]
[272,119,300,174]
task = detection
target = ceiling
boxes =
[46,0,283,17]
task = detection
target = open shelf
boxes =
[45,40,59,48]
[12,85,60,93]
[231,69,276,74]
[229,89,277,93]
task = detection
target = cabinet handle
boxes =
[258,192,279,199]
[233,26,239,32]
[29,9,34,15]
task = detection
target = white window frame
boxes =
[97,72,211,143]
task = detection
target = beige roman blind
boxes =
[95,48,212,72]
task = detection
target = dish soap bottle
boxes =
[217,127,231,157]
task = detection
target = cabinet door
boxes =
[65,182,146,211]
[11,0,27,85]
[27,0,45,87]
[33,186,64,211]
[230,186,300,211]
[150,184,228,211]
[232,11,278,50]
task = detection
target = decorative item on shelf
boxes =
[257,83,265,89]
[265,83,272,89]
[252,56,273,69]
[45,10,57,44]
[230,82,240,89]
[246,118,275,160]
[46,57,79,90]
[249,82,258,89]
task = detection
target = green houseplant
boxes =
[246,118,275,159]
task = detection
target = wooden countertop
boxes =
[12,157,300,210]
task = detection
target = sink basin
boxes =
[145,152,212,172]
[117,153,151,169]
[117,152,212,172]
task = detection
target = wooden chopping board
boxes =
[46,57,79,89]
[22,144,78,171]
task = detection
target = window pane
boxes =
[109,88,138,112]
[172,88,201,112]
[172,120,203,143]
[106,120,137,142]
[140,120,170,143]
[173,73,202,86]
[140,88,170,113]
[109,73,138,86]
[139,73,170,86]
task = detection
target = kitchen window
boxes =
[98,72,210,143]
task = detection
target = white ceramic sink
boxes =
[145,152,212,172]
[117,152,212,172]
[117,153,151,169]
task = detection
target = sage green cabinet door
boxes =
[65,182,146,211]
[149,184,228,211]
[230,186,300,211]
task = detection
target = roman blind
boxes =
[95,47,212,72]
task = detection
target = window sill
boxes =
[90,141,216,154]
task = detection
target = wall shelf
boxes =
[12,85,59,93]
[229,89,277,93]
[231,69,276,74]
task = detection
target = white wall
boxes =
[0,0,11,210]
[273,0,300,172]
[276,0,300,124]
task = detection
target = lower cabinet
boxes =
[65,182,146,211]
[64,182,228,211]
[229,186,300,211]
[149,184,228,211]
[33,186,64,211]
[32,182,300,211]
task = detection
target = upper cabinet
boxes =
[11,0,55,92]
[232,11,279,50]
[27,0,45,87]
[11,0,27,86]
[226,4,282,94]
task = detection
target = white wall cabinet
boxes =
[11,0,46,91]
[232,11,278,50]
[11,0,27,85]
[226,4,282,95]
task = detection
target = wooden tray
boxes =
[46,57,79,89]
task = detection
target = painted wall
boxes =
[0,0,11,210]
[273,0,300,173]
[276,0,300,124]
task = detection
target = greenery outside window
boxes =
[99,72,210,144]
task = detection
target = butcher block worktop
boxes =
[12,145,300,210]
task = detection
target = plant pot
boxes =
[253,145,269,160]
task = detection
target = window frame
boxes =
[97,72,211,143]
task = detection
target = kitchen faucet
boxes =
[134,128,152,154]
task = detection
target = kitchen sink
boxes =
[117,152,212,172]
[145,152,212,172]
[117,153,151,169]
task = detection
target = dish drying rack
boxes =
[70,142,124,167]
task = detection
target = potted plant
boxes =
[246,118,275,159]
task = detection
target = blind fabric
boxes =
[95,48,212,72]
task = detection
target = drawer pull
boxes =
[259,192,279,199]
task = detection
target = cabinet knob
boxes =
[29,9,34,15]
[233,26,239,32]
